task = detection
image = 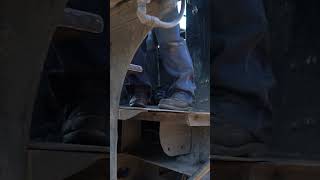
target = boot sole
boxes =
[211,143,267,158]
[63,129,108,146]
[158,103,192,111]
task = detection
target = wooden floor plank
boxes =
[28,142,109,153]
[211,155,320,167]
[119,106,210,126]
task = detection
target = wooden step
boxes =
[119,106,210,126]
[212,155,320,180]
[211,155,320,167]
[211,155,267,163]
[28,142,109,180]
[28,142,109,153]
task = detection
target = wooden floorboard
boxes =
[211,155,320,167]
[28,142,109,153]
[119,106,210,126]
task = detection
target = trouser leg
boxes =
[212,0,274,154]
[126,40,152,90]
[154,7,196,97]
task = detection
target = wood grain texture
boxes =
[110,0,163,179]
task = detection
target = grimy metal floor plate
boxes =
[124,152,203,176]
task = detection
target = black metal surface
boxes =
[265,0,320,160]
[59,8,104,33]
[209,0,320,161]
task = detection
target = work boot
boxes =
[211,122,267,157]
[158,91,193,111]
[129,86,149,108]
[62,96,108,146]
[211,92,271,157]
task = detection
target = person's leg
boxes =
[212,0,274,156]
[154,7,196,111]
[126,40,152,107]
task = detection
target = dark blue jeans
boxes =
[126,39,152,89]
[212,0,274,136]
[127,7,196,97]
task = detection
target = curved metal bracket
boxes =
[137,0,186,28]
